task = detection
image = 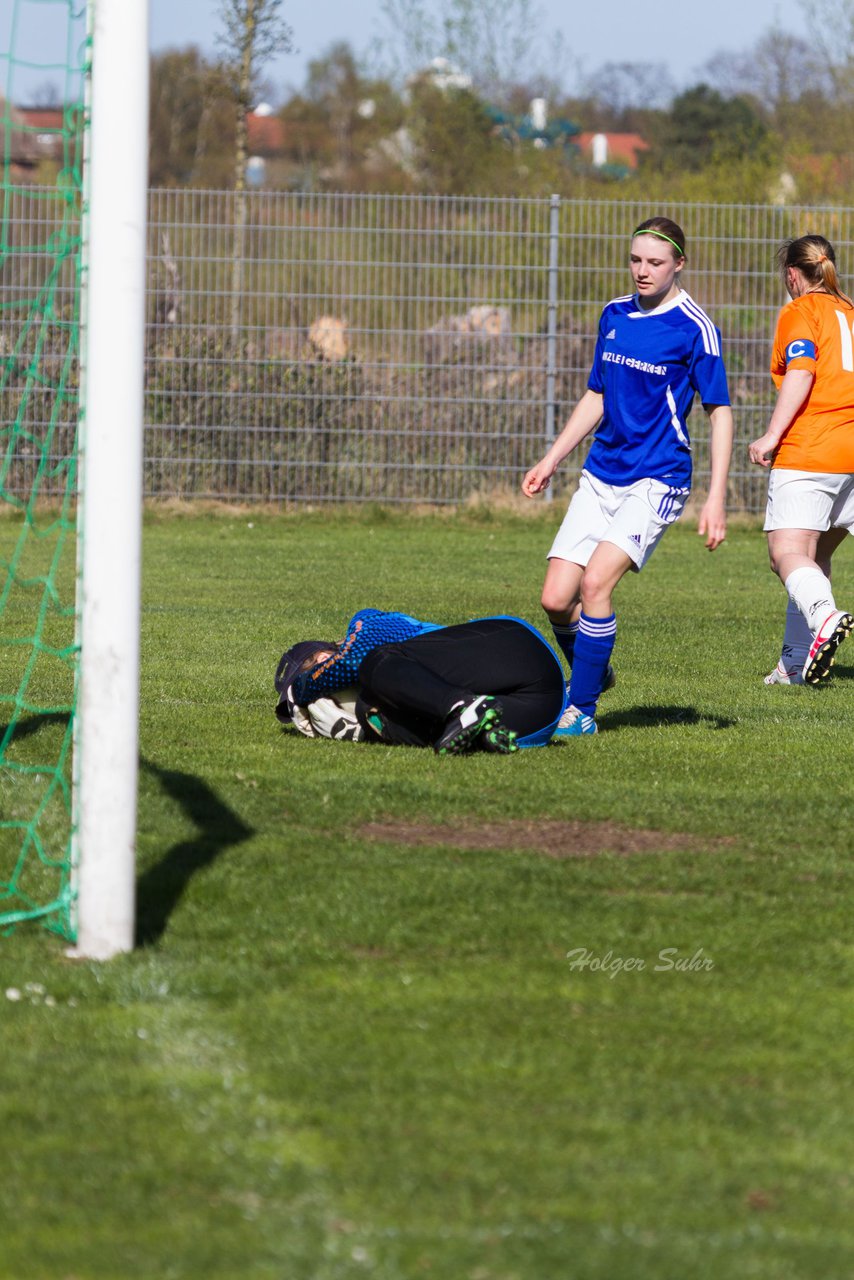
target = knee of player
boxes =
[579,566,612,611]
[767,546,784,576]
[540,586,571,617]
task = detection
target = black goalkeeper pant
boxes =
[356,616,564,747]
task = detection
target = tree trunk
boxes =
[230,0,255,343]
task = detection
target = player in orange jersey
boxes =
[749,234,854,684]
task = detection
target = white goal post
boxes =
[71,0,150,959]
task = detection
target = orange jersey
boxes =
[771,291,854,472]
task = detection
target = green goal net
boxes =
[0,0,88,938]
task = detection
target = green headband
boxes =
[632,227,685,256]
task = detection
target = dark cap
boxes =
[274,640,336,723]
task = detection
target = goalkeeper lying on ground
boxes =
[275,609,568,755]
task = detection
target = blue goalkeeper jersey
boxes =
[292,609,441,703]
[584,289,730,488]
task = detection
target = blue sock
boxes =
[550,620,578,672]
[568,612,616,716]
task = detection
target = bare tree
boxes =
[155,232,181,327]
[216,0,293,338]
[30,79,62,107]
[373,0,568,105]
[698,28,829,109]
[800,0,854,104]
[581,62,676,118]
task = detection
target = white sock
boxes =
[779,596,813,673]
[784,566,837,635]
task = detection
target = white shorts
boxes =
[548,470,689,570]
[764,469,854,532]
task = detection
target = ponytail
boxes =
[778,234,853,308]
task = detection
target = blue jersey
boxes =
[292,608,441,702]
[585,289,730,487]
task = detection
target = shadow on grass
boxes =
[0,711,70,753]
[136,759,255,947]
[599,704,736,731]
[2,717,255,946]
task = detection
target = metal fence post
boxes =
[544,193,560,502]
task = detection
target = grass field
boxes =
[1,506,854,1279]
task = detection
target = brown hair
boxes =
[777,234,853,308]
[632,216,686,260]
[298,645,337,672]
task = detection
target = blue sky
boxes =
[1,0,809,103]
[149,0,808,98]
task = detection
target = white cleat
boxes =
[763,661,804,686]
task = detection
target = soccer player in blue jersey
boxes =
[522,215,734,734]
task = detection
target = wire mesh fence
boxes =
[7,188,854,510]
[144,190,561,505]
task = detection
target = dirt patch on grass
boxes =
[360,818,735,859]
